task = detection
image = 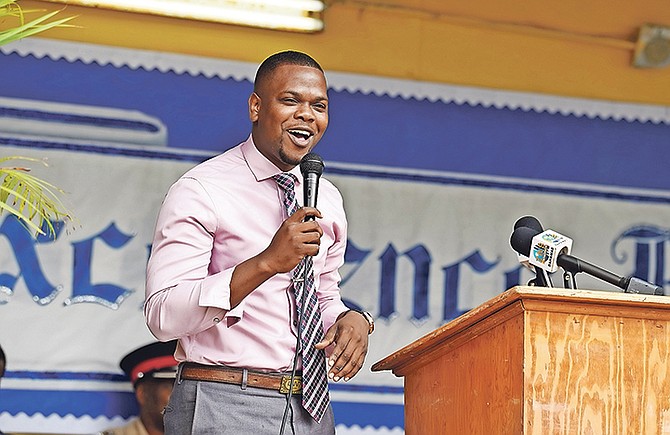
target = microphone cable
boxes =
[279,261,309,435]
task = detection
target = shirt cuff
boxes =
[198,268,235,311]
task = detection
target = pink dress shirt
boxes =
[145,136,349,372]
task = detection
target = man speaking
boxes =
[144,50,373,434]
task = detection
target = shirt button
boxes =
[213,317,221,323]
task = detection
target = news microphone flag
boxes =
[528,229,573,273]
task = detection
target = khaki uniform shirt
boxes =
[99,418,149,435]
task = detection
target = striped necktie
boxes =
[273,172,330,422]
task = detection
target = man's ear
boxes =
[249,92,261,122]
[135,383,147,407]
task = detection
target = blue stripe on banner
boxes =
[1,52,669,191]
[332,401,404,428]
[1,373,404,427]
[0,388,403,429]
[0,389,139,418]
[1,137,667,205]
[330,382,404,395]
[322,91,670,191]
[6,370,127,382]
[0,136,211,163]
[326,167,670,205]
[0,107,160,132]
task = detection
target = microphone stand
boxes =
[562,270,578,289]
[528,269,554,288]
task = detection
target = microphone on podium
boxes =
[510,221,663,295]
[510,216,553,287]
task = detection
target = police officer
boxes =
[100,341,178,435]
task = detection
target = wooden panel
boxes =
[373,288,529,375]
[525,310,670,435]
[404,306,525,434]
[373,287,670,376]
[375,288,670,435]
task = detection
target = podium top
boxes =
[371,286,669,375]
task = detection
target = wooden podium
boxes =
[372,286,670,434]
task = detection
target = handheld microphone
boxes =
[510,226,663,295]
[299,152,324,222]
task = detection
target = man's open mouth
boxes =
[288,128,313,141]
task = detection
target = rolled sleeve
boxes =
[145,177,237,339]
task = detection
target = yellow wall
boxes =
[18,0,670,106]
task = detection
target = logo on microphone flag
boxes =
[529,230,573,273]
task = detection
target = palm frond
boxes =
[0,2,78,237]
[0,156,74,238]
[0,1,77,46]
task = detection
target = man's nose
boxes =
[295,103,315,121]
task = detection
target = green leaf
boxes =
[0,1,77,46]
[0,157,75,238]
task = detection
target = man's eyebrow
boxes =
[282,90,328,102]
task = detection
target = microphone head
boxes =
[514,215,543,233]
[510,226,538,258]
[300,153,324,177]
[511,216,544,268]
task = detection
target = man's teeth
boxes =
[289,129,311,139]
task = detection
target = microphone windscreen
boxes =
[514,215,543,232]
[510,226,538,258]
[300,153,324,176]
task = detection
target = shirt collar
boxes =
[241,135,302,184]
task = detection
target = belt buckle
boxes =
[280,375,302,394]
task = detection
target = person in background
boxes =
[99,341,178,435]
[0,344,5,381]
[144,50,374,434]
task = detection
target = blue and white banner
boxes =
[0,39,669,434]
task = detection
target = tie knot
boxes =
[273,173,297,193]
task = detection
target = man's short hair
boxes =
[254,50,324,91]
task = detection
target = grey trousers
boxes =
[164,378,335,435]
